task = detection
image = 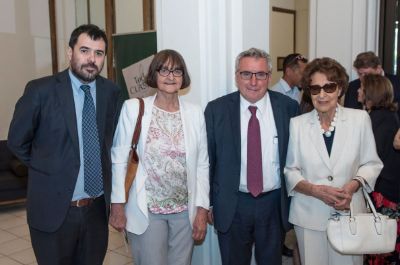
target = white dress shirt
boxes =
[239,93,281,193]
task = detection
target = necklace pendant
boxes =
[324,131,332,137]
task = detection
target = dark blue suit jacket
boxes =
[7,69,121,232]
[344,74,400,117]
[205,90,299,233]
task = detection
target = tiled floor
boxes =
[0,204,132,265]
[0,204,293,265]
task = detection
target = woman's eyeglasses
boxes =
[158,68,184,77]
[308,83,338,95]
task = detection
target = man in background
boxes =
[7,24,120,265]
[344,51,400,117]
[270,53,308,103]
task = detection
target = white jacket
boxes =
[284,106,383,231]
[111,95,210,234]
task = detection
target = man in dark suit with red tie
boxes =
[7,24,120,265]
[205,48,299,265]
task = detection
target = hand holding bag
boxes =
[124,97,144,201]
[327,187,397,254]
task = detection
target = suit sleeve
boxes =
[204,103,216,206]
[356,111,383,189]
[7,81,41,166]
[284,117,305,196]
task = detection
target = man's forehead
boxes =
[76,34,105,48]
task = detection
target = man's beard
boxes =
[70,61,103,83]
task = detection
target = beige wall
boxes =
[0,0,144,140]
[295,0,309,57]
[115,0,144,33]
[269,0,309,85]
[0,0,52,140]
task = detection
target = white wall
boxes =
[156,0,270,108]
[309,0,379,80]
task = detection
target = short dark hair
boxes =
[283,53,308,73]
[362,74,397,111]
[353,51,381,69]
[146,49,191,89]
[302,57,349,98]
[68,24,108,53]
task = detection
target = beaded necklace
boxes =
[317,107,338,138]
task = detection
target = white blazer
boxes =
[111,95,210,235]
[284,106,383,231]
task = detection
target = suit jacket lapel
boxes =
[95,77,107,144]
[55,70,80,157]
[269,92,285,164]
[308,110,331,169]
[229,92,241,161]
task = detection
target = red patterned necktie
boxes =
[247,106,263,197]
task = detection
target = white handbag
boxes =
[326,187,397,255]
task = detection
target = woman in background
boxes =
[285,57,383,265]
[109,49,209,265]
[359,74,400,265]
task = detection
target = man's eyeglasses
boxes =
[308,82,338,95]
[158,68,184,77]
[239,71,271,80]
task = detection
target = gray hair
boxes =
[235,47,272,72]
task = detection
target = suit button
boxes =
[327,176,333,181]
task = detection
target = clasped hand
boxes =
[312,181,359,210]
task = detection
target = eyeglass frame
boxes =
[157,68,184,77]
[237,71,272,80]
[308,82,338,95]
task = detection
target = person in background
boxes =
[109,49,209,265]
[7,24,121,265]
[299,89,314,114]
[205,47,299,265]
[393,129,400,150]
[270,53,308,103]
[285,57,383,265]
[344,51,400,118]
[357,74,400,265]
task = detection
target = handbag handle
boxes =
[348,183,383,235]
[129,97,144,163]
[349,182,379,220]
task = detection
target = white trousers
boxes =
[128,211,194,265]
[294,225,363,265]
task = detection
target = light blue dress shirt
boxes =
[68,70,103,200]
[270,78,301,103]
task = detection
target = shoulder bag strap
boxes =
[129,97,144,162]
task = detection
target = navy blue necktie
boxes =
[247,106,263,197]
[81,85,103,197]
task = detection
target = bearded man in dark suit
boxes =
[7,24,121,265]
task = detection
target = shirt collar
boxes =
[279,78,294,93]
[68,69,96,93]
[240,92,268,116]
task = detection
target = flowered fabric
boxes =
[144,106,188,214]
[367,191,400,265]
